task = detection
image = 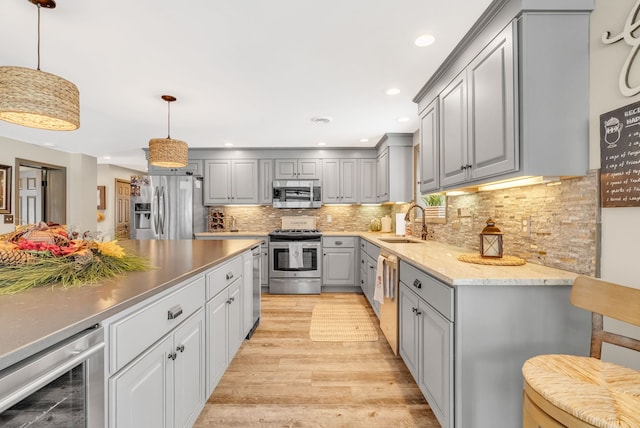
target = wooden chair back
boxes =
[571,275,640,359]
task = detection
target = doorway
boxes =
[114,178,130,239]
[15,159,66,226]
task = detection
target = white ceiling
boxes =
[1,0,493,171]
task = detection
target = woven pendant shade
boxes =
[0,66,80,131]
[148,94,188,168]
[148,138,188,168]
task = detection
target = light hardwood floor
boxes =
[194,292,440,427]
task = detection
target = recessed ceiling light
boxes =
[414,34,436,47]
[224,142,233,147]
[317,141,327,146]
[103,156,111,160]
[360,138,369,143]
[310,116,332,124]
[386,88,400,95]
[397,117,410,123]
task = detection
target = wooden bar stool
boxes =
[522,275,640,427]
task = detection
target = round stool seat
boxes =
[523,354,640,428]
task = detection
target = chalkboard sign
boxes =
[600,100,640,207]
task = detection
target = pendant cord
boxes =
[166,101,171,138]
[36,4,41,71]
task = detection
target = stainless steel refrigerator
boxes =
[130,175,207,240]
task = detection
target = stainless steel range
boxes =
[269,216,322,294]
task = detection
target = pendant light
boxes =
[148,95,188,168]
[0,0,80,131]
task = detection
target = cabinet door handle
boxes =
[226,272,234,280]
[167,305,183,320]
[413,279,422,289]
[230,296,235,302]
[176,345,185,353]
[415,310,422,316]
[168,352,177,360]
[412,307,417,313]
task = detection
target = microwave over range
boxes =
[272,180,321,209]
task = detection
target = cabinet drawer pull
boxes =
[167,305,183,320]
[335,241,343,246]
[226,272,234,280]
[168,352,177,360]
[176,344,185,353]
[413,279,422,289]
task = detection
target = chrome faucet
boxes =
[404,201,428,240]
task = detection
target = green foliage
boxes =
[0,252,151,295]
[422,194,445,206]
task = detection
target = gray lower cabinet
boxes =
[400,281,452,428]
[398,260,591,428]
[106,273,206,428]
[205,280,241,395]
[359,239,380,317]
[322,236,356,290]
[205,255,246,395]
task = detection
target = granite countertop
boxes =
[195,231,268,237]
[356,232,578,287]
[0,239,261,372]
[195,229,579,287]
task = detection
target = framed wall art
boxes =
[0,164,12,214]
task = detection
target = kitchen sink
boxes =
[378,238,424,244]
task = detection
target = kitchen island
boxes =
[0,238,261,372]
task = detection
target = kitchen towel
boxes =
[385,255,398,299]
[288,242,304,269]
[374,254,386,304]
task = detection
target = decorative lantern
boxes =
[480,218,503,258]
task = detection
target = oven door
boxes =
[270,242,321,278]
[0,326,105,428]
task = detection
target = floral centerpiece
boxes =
[0,223,150,295]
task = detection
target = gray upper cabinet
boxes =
[203,159,258,205]
[147,159,203,176]
[419,100,439,194]
[415,1,591,191]
[467,22,516,181]
[376,134,412,203]
[376,149,389,202]
[322,159,357,203]
[359,159,377,203]
[440,22,516,188]
[439,73,468,188]
[258,159,273,205]
[274,159,322,180]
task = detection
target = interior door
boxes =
[115,178,130,239]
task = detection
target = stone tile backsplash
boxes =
[209,170,598,275]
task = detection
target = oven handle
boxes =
[0,341,104,413]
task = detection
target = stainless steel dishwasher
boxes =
[246,245,261,338]
[379,252,399,356]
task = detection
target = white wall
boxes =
[0,136,96,235]
[590,0,640,369]
[96,164,145,239]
